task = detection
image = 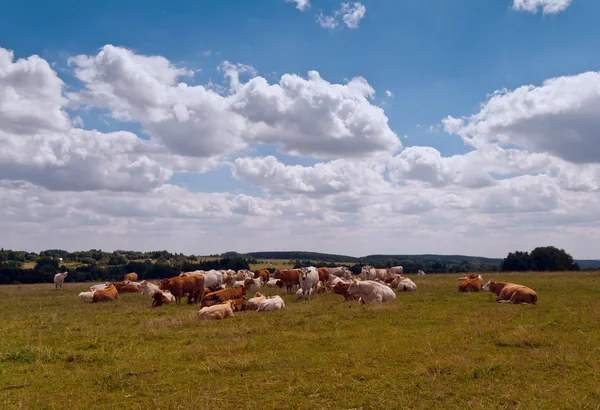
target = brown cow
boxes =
[458,275,483,292]
[124,272,138,282]
[331,282,360,301]
[113,282,140,293]
[151,291,169,307]
[201,286,246,308]
[483,280,538,304]
[278,269,301,293]
[160,275,205,305]
[317,267,330,283]
[254,269,270,284]
[92,284,119,303]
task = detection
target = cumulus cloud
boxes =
[286,0,310,11]
[512,0,572,14]
[385,90,393,98]
[443,71,600,164]
[69,45,399,160]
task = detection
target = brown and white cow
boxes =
[482,280,538,304]
[201,286,246,308]
[92,284,119,303]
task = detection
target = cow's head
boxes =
[347,280,360,295]
[482,280,494,292]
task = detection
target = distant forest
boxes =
[0,246,593,285]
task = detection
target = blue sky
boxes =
[2,0,600,257]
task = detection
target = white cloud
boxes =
[316,2,366,29]
[443,71,600,164]
[286,0,310,11]
[512,0,572,14]
[69,45,399,160]
[385,90,393,98]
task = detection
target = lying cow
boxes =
[201,286,246,308]
[113,282,140,293]
[483,280,538,304]
[151,290,170,307]
[92,284,118,303]
[347,280,396,305]
[198,300,236,321]
[246,292,267,311]
[77,290,96,301]
[257,295,285,312]
[396,277,417,292]
[458,274,483,292]
[331,282,360,301]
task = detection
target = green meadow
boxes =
[1,271,599,409]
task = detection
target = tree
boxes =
[501,246,579,272]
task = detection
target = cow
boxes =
[151,290,170,307]
[331,282,360,301]
[54,272,68,290]
[244,277,262,290]
[77,290,96,301]
[139,280,161,295]
[417,270,426,276]
[113,282,140,293]
[90,283,110,292]
[257,295,286,312]
[198,300,236,321]
[201,286,246,308]
[389,266,404,276]
[278,269,301,294]
[254,269,270,284]
[299,267,319,300]
[92,284,119,303]
[124,272,138,282]
[266,279,282,288]
[317,267,330,283]
[458,275,483,292]
[246,292,266,311]
[160,275,205,305]
[482,280,538,304]
[360,266,389,281]
[347,280,397,305]
[396,277,417,292]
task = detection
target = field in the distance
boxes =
[1,272,600,409]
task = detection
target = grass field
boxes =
[1,272,600,409]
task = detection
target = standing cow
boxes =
[299,267,319,300]
[54,272,68,290]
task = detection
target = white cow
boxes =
[77,290,96,301]
[417,270,426,276]
[347,280,397,304]
[54,272,68,289]
[161,290,176,303]
[360,266,388,281]
[89,283,110,291]
[198,300,235,321]
[258,295,286,312]
[139,280,161,295]
[202,270,223,288]
[389,266,404,276]
[396,278,417,292]
[266,278,282,288]
[246,292,267,310]
[299,267,319,300]
[180,270,204,277]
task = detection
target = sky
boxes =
[1,0,600,258]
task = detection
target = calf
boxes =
[198,300,236,321]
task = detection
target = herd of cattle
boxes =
[55,264,538,321]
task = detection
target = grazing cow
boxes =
[77,290,96,301]
[396,277,417,292]
[246,292,266,310]
[160,275,205,305]
[92,284,119,303]
[139,280,160,295]
[257,295,286,312]
[113,282,140,293]
[347,280,396,305]
[299,267,319,300]
[54,272,68,290]
[458,275,483,292]
[278,269,301,294]
[201,286,246,308]
[389,266,404,276]
[254,269,270,284]
[151,291,170,307]
[124,272,138,282]
[331,282,360,301]
[198,300,236,321]
[317,267,330,283]
[482,280,538,304]
[417,270,426,276]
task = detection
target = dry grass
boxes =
[1,271,600,409]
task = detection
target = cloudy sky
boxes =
[1,0,599,258]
